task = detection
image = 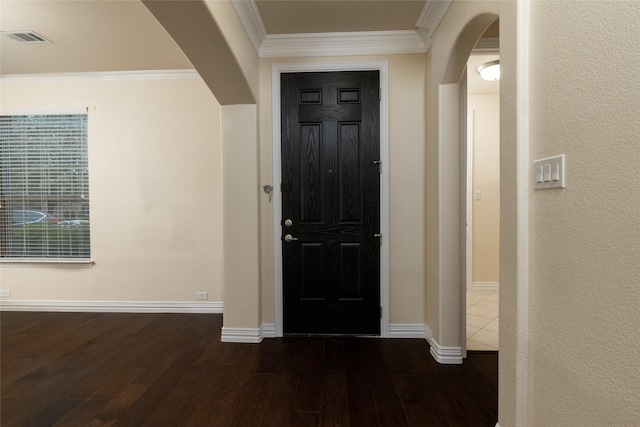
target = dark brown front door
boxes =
[281,71,381,335]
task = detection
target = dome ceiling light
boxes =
[477,60,500,81]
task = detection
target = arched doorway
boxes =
[434,13,499,362]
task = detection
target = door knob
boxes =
[284,234,299,242]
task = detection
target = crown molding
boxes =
[472,37,500,55]
[260,30,427,58]
[416,0,453,43]
[231,0,266,54]
[0,69,200,82]
[231,0,431,57]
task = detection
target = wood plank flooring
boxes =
[1,312,497,426]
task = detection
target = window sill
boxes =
[0,259,94,268]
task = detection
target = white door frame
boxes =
[466,109,474,293]
[272,61,390,337]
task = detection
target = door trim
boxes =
[272,61,390,337]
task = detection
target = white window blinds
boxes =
[0,114,90,259]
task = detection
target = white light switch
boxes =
[474,190,481,200]
[535,166,544,183]
[552,163,560,181]
[533,154,565,190]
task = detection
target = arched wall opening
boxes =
[429,13,499,364]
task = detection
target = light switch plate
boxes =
[533,154,565,190]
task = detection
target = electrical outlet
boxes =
[196,292,208,300]
[0,290,11,297]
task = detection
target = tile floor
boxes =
[466,290,499,351]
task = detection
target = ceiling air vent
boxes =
[2,31,50,43]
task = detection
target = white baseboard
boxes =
[221,323,276,343]
[389,323,462,364]
[429,341,463,364]
[221,327,261,343]
[221,321,463,365]
[0,300,223,314]
[389,323,430,339]
[472,282,500,291]
[261,323,276,338]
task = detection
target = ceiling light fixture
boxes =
[477,60,500,81]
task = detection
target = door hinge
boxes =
[379,87,381,101]
[379,306,383,319]
[373,159,382,174]
[374,233,382,247]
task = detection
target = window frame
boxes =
[0,108,94,267]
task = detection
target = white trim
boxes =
[472,282,500,291]
[0,107,88,116]
[389,323,462,364]
[0,69,199,82]
[230,0,266,54]
[260,31,426,58]
[272,61,390,338]
[429,340,463,365]
[389,324,429,339]
[415,0,454,43]
[261,323,276,338]
[0,259,94,267]
[423,322,462,364]
[466,110,475,291]
[221,327,263,343]
[0,300,223,313]
[231,0,446,58]
[472,38,500,55]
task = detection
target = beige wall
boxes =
[258,54,427,326]
[4,1,639,424]
[469,94,500,284]
[527,1,640,424]
[221,104,261,329]
[431,0,640,425]
[425,0,503,349]
[0,76,224,303]
[424,0,519,420]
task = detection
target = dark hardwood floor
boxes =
[1,312,497,426]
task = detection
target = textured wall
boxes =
[527,1,640,424]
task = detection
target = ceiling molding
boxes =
[0,69,199,82]
[260,30,427,58]
[472,37,500,55]
[232,0,430,57]
[230,0,266,54]
[415,0,453,43]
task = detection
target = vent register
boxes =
[1,31,50,43]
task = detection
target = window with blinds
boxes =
[0,114,90,260]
